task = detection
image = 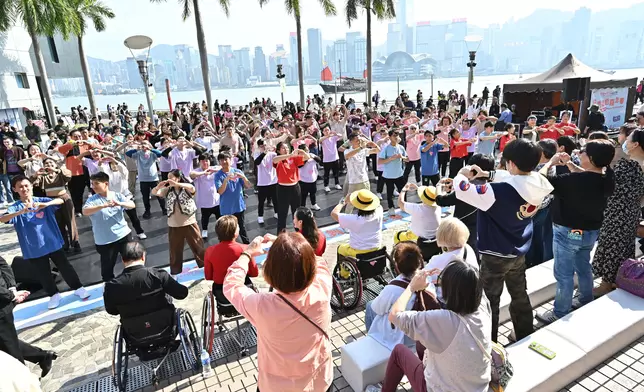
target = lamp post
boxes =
[276,64,286,108]
[464,36,482,100]
[124,35,154,118]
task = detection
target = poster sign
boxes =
[590,88,629,129]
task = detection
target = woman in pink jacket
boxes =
[224,232,333,392]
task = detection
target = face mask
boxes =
[623,141,630,155]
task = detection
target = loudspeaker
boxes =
[563,77,590,101]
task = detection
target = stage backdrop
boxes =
[590,87,629,128]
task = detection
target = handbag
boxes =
[457,314,513,392]
[616,259,644,298]
[276,293,329,340]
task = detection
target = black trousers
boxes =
[124,207,144,234]
[27,249,83,296]
[95,234,131,282]
[417,238,441,262]
[438,151,450,177]
[422,174,440,186]
[376,170,385,194]
[370,153,378,176]
[323,160,339,187]
[257,184,277,217]
[277,183,301,233]
[385,176,406,209]
[201,206,221,231]
[68,174,88,213]
[0,310,48,364]
[336,140,346,170]
[403,159,421,183]
[448,156,467,179]
[140,181,166,213]
[233,211,250,244]
[300,181,317,206]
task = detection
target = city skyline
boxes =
[81,0,644,62]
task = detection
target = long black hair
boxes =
[168,168,190,184]
[294,207,319,250]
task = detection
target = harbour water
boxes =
[53,68,644,112]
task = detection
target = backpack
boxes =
[458,313,514,391]
[387,279,440,311]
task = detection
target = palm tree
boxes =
[260,0,337,107]
[0,0,79,127]
[70,0,114,121]
[345,0,394,107]
[151,0,230,124]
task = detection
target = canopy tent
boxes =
[503,53,636,93]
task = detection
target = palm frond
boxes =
[344,0,358,27]
[0,0,18,32]
[317,0,336,16]
[180,0,192,20]
[257,0,269,8]
[218,0,230,17]
[283,0,294,15]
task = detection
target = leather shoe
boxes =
[39,351,57,378]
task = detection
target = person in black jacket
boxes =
[0,256,57,377]
[103,242,188,320]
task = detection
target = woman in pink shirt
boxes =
[224,232,332,392]
[403,124,424,183]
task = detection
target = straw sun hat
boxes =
[417,186,437,206]
[349,189,380,211]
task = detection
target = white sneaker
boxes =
[75,213,82,218]
[138,233,147,240]
[74,287,90,299]
[365,384,382,392]
[311,204,321,211]
[274,213,278,219]
[324,186,331,193]
[335,184,342,190]
[258,217,264,224]
[47,293,62,309]
[201,230,208,238]
[393,190,399,196]
[377,193,383,200]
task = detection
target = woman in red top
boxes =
[204,215,259,288]
[499,123,517,153]
[538,116,559,140]
[554,111,580,137]
[448,128,471,178]
[272,142,311,233]
[293,207,326,256]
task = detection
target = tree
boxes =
[0,0,79,127]
[70,0,114,121]
[151,0,230,124]
[345,0,394,107]
[260,0,336,107]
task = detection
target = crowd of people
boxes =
[1,85,644,392]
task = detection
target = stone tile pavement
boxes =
[7,219,644,392]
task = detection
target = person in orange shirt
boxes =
[56,129,100,214]
[499,123,517,153]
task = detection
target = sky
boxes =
[82,0,644,61]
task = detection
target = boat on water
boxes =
[319,65,366,94]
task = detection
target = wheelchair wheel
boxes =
[329,277,345,312]
[333,258,362,310]
[201,293,216,354]
[111,326,129,392]
[178,309,201,370]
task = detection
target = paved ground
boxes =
[4,210,644,392]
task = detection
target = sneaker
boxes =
[75,213,82,218]
[258,217,264,224]
[377,193,383,200]
[334,184,342,190]
[365,384,382,392]
[253,189,258,194]
[74,287,90,299]
[324,186,331,193]
[47,293,62,309]
[142,211,151,219]
[536,309,559,324]
[72,242,82,253]
[274,213,278,219]
[138,233,147,240]
[311,204,321,211]
[393,190,399,197]
[571,297,586,310]
[201,230,208,238]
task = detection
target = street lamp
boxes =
[124,35,154,119]
[465,35,482,100]
[276,64,286,108]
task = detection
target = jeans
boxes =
[0,174,13,203]
[525,206,554,268]
[552,224,599,318]
[365,300,376,331]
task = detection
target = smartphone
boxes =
[529,342,556,359]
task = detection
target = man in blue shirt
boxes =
[419,131,446,186]
[125,141,166,219]
[0,175,89,309]
[82,172,136,282]
[215,152,252,244]
[499,103,513,125]
[378,130,408,211]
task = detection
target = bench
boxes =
[505,289,644,392]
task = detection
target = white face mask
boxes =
[622,141,630,155]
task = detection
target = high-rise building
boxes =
[346,32,360,75]
[354,37,367,77]
[234,47,251,85]
[307,28,323,81]
[562,7,591,61]
[253,46,267,81]
[387,23,404,55]
[396,0,414,53]
[325,44,335,74]
[126,57,142,89]
[268,44,286,82]
[289,32,298,81]
[333,40,347,76]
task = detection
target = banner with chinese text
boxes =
[590,87,629,128]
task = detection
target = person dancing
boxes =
[272,142,310,233]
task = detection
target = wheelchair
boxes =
[112,307,201,391]
[332,247,395,310]
[202,283,257,358]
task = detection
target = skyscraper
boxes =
[346,32,360,75]
[253,46,267,81]
[126,57,142,89]
[333,40,347,76]
[354,37,367,77]
[234,48,251,85]
[387,23,404,55]
[289,32,298,81]
[307,28,323,81]
[562,7,591,61]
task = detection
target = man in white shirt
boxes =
[344,134,380,213]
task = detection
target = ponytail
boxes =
[294,207,319,250]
